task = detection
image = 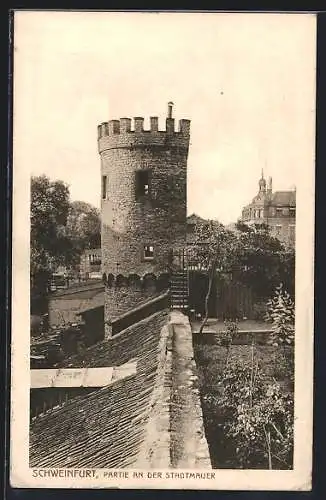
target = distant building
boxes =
[240,171,296,248]
[80,248,102,279]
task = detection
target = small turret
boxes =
[259,169,266,192]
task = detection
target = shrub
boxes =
[265,283,295,347]
[218,320,240,368]
[217,360,294,469]
[265,284,295,389]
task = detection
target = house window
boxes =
[144,245,154,260]
[275,225,282,236]
[136,170,150,198]
[276,208,282,217]
[290,208,296,217]
[102,175,107,200]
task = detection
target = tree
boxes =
[235,222,295,301]
[31,175,101,302]
[64,201,101,269]
[265,283,295,388]
[265,283,295,345]
[31,175,70,294]
[191,220,295,330]
[192,219,239,333]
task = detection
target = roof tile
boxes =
[30,310,169,468]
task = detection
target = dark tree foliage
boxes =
[31,176,101,297]
[64,200,101,267]
[235,222,295,300]
[31,175,71,295]
[192,219,295,328]
[192,219,239,332]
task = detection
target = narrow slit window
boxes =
[102,175,107,200]
[144,245,154,260]
[136,170,150,198]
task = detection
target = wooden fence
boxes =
[188,271,256,320]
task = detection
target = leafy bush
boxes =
[217,320,240,368]
[217,360,294,469]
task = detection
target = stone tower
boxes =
[98,103,191,337]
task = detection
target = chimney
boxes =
[166,102,175,134]
[168,101,174,119]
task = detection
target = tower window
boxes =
[144,245,154,260]
[136,170,150,198]
[102,175,107,200]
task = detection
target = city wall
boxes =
[136,311,211,469]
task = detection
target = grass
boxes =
[191,319,271,333]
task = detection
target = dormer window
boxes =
[136,170,150,199]
[144,245,154,260]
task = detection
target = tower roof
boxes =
[259,169,266,190]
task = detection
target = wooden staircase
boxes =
[170,270,189,311]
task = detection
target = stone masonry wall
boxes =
[135,311,212,469]
[104,286,159,338]
[99,117,190,277]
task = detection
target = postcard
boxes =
[10,10,315,490]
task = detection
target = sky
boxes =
[14,11,316,224]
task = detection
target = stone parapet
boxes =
[136,311,211,469]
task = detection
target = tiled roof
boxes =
[271,190,296,206]
[29,310,169,468]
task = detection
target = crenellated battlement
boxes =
[98,115,191,152]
